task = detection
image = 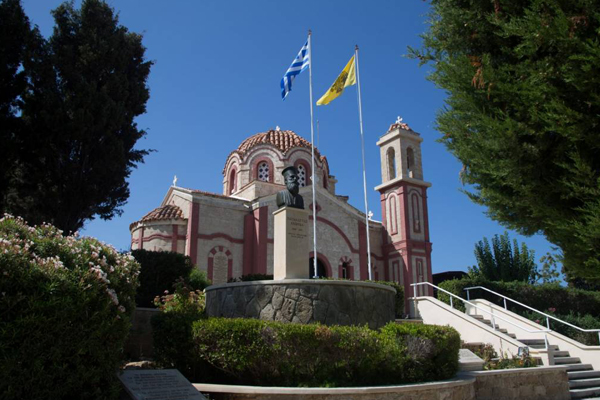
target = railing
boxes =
[410,282,551,349]
[465,285,600,345]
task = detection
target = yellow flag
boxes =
[316,55,356,106]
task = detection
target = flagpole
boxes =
[308,31,318,278]
[355,45,372,280]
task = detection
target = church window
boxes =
[407,147,415,177]
[387,147,396,180]
[297,164,307,187]
[229,169,237,194]
[341,262,349,279]
[258,162,269,182]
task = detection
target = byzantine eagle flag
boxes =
[281,40,310,100]
[316,55,356,105]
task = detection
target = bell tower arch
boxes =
[375,117,433,310]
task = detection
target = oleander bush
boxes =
[0,215,140,400]
[131,249,195,307]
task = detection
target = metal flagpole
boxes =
[308,31,318,278]
[355,45,372,280]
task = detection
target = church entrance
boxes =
[308,257,327,278]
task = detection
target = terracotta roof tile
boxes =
[388,121,419,135]
[140,204,184,222]
[236,129,326,161]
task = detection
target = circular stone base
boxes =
[205,279,396,329]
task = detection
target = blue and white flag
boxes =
[281,39,310,100]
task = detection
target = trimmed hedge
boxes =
[438,277,600,318]
[439,277,600,345]
[0,215,139,400]
[131,249,194,307]
[153,315,460,386]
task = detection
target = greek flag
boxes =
[281,39,310,100]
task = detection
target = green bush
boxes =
[153,310,460,386]
[151,279,210,380]
[438,277,600,318]
[439,277,600,344]
[228,273,273,282]
[0,215,139,400]
[131,249,194,307]
[187,268,211,291]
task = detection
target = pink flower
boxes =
[548,307,556,313]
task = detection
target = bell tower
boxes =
[375,117,433,308]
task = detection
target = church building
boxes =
[129,118,433,301]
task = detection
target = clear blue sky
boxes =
[22,0,556,275]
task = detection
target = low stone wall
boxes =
[465,365,570,400]
[205,279,395,329]
[194,379,476,400]
[192,366,570,400]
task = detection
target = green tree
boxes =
[537,247,562,284]
[470,232,537,283]
[410,0,600,284]
[0,0,152,233]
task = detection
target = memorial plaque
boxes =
[273,207,309,279]
[118,369,207,400]
[212,252,228,284]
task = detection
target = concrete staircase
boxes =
[470,314,600,399]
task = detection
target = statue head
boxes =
[282,166,300,196]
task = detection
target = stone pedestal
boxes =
[273,207,309,280]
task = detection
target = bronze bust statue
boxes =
[276,166,304,209]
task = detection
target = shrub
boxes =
[228,273,273,282]
[131,249,194,307]
[0,215,139,400]
[439,277,600,344]
[153,310,460,386]
[462,342,537,369]
[187,268,211,291]
[151,279,209,380]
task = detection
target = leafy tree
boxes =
[469,232,537,283]
[0,0,152,233]
[537,247,562,284]
[410,0,600,284]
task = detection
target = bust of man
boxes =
[276,166,304,209]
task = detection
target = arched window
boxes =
[387,147,396,180]
[229,168,237,194]
[341,262,349,279]
[297,164,307,187]
[323,172,328,189]
[258,162,269,182]
[308,257,327,278]
[407,147,415,177]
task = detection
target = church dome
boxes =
[234,128,325,162]
[223,128,332,198]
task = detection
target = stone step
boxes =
[518,339,547,346]
[554,350,570,357]
[569,371,600,380]
[566,364,595,372]
[569,378,600,389]
[570,386,600,399]
[554,356,581,365]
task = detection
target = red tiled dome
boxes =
[236,129,325,160]
[140,204,184,222]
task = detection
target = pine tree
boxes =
[410,0,600,284]
[1,0,152,233]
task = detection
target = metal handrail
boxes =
[411,282,551,349]
[464,285,600,344]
